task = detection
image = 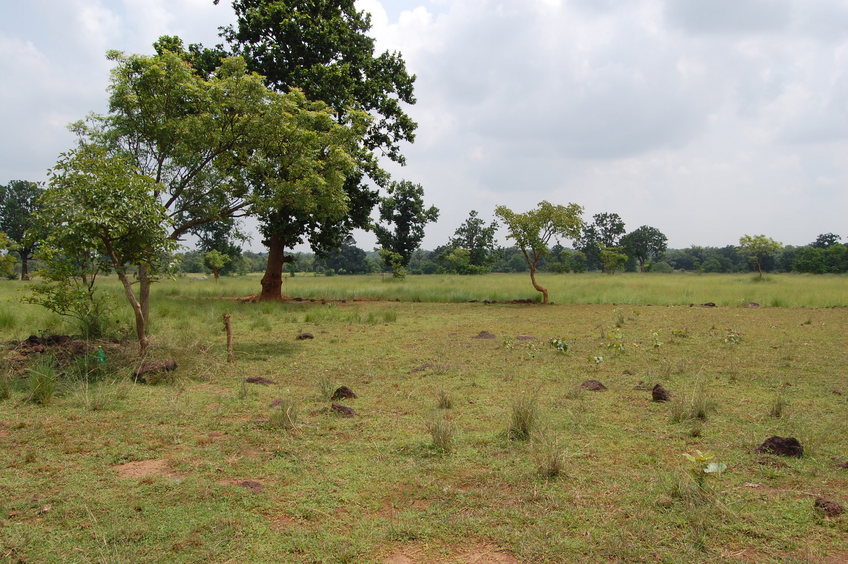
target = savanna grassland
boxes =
[0,273,846,563]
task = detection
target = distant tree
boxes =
[0,180,43,279]
[577,212,625,270]
[739,234,783,280]
[495,201,583,303]
[203,250,230,280]
[621,226,668,272]
[599,246,628,275]
[192,218,247,275]
[374,180,439,268]
[447,210,500,270]
[811,233,841,248]
[315,236,369,274]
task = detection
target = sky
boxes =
[2,0,847,252]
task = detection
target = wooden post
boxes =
[223,314,234,364]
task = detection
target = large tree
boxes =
[621,225,668,272]
[374,180,439,269]
[0,179,42,279]
[495,201,584,303]
[34,42,361,352]
[208,0,418,299]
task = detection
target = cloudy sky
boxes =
[2,0,847,251]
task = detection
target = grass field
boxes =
[0,274,846,562]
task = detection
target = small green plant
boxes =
[605,329,625,352]
[549,337,569,353]
[436,390,453,409]
[651,329,663,349]
[509,394,539,441]
[723,330,742,345]
[682,450,726,490]
[588,355,604,365]
[531,430,566,478]
[269,399,298,431]
[426,415,455,453]
[25,356,58,405]
[671,328,689,339]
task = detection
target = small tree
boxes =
[739,234,782,280]
[495,201,584,303]
[203,250,230,281]
[374,180,439,268]
[32,143,175,355]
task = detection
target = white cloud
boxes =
[2,0,846,250]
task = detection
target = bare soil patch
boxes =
[113,459,182,479]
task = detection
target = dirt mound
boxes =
[331,403,356,418]
[756,436,803,457]
[652,384,671,402]
[814,497,844,517]
[581,379,607,391]
[331,386,357,400]
[472,331,496,339]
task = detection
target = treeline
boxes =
[170,233,848,277]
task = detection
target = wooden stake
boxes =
[223,313,234,364]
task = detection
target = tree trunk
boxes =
[259,233,286,301]
[529,265,548,304]
[139,264,151,333]
[20,256,29,280]
[116,271,149,356]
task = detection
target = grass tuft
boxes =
[531,430,566,478]
[425,414,455,453]
[25,356,58,406]
[269,399,298,431]
[769,391,788,418]
[509,394,539,441]
[436,389,453,409]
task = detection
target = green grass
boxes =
[0,275,846,562]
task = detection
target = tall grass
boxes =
[149,272,848,307]
[0,272,843,344]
